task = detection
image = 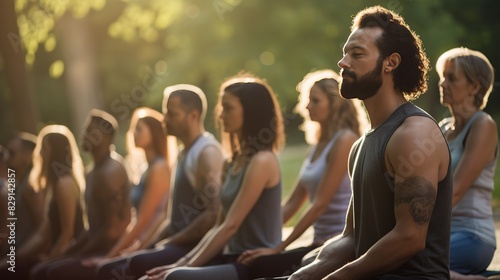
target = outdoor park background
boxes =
[1,0,500,224]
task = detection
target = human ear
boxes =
[470,81,481,96]
[188,110,200,122]
[384,53,401,73]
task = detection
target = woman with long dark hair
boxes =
[238,70,368,277]
[142,73,285,280]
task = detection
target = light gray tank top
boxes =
[220,159,282,254]
[299,133,351,244]
[170,133,221,233]
[441,111,497,247]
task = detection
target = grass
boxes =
[278,144,309,227]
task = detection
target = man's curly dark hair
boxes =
[352,6,429,101]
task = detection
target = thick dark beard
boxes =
[339,59,384,100]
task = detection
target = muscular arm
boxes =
[163,146,224,246]
[77,160,131,255]
[451,114,498,206]
[323,117,449,279]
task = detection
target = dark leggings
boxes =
[151,247,316,280]
[29,244,192,280]
[33,257,97,280]
[161,263,248,280]
[257,274,415,280]
[31,258,76,280]
[148,254,249,280]
[249,246,316,279]
[97,244,193,280]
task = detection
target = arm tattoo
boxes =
[394,176,436,225]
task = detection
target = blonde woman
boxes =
[0,125,85,280]
[436,48,497,280]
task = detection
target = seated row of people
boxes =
[0,13,497,277]
[0,70,362,280]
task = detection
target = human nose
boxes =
[338,54,350,69]
[218,110,225,121]
[306,101,311,110]
[439,78,447,89]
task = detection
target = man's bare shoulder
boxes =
[95,152,127,175]
[387,115,449,179]
[91,153,129,190]
[391,116,446,149]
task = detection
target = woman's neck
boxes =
[449,104,478,132]
[144,147,157,164]
[318,122,333,143]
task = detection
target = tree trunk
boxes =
[0,0,39,134]
[56,13,103,134]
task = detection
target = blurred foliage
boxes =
[1,0,499,151]
[14,0,106,65]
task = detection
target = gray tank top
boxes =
[170,134,221,233]
[441,111,497,247]
[299,133,351,244]
[348,103,452,279]
[220,160,282,254]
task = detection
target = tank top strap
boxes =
[460,111,484,139]
[308,131,343,163]
[324,132,342,153]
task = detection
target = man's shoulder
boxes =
[190,133,223,162]
[397,114,438,133]
[180,133,224,189]
[387,115,449,179]
[402,103,433,118]
[91,156,128,185]
[390,116,446,151]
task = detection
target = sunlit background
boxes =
[1,0,500,206]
